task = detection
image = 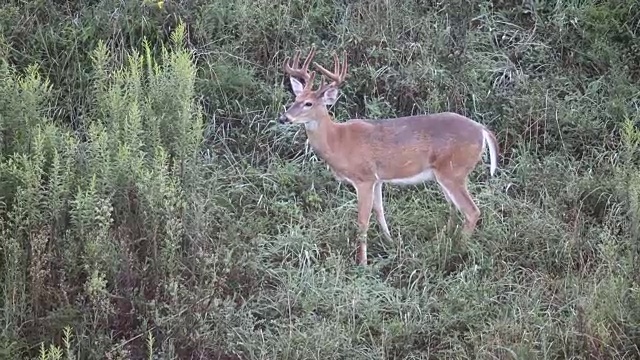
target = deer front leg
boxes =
[354,181,375,266]
[373,182,392,241]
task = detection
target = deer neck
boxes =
[303,113,337,161]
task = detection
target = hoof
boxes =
[356,241,367,266]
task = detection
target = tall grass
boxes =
[0,0,639,358]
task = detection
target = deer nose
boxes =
[278,113,290,124]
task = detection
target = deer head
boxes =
[278,45,348,125]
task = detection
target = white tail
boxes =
[482,128,499,176]
[278,46,500,266]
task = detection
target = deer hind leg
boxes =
[354,181,375,265]
[373,182,392,241]
[437,182,458,232]
[435,174,480,234]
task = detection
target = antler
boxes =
[313,50,349,93]
[283,46,349,95]
[283,46,317,92]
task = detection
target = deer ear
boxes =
[322,87,339,106]
[289,77,305,96]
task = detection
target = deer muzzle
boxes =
[278,113,291,124]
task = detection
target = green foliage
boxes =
[0,0,639,358]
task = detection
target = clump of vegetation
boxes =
[0,0,639,358]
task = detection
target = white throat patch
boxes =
[304,120,319,131]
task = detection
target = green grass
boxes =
[0,0,639,359]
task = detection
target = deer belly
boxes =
[328,166,351,182]
[384,169,435,185]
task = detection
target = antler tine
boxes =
[301,45,316,72]
[312,61,335,83]
[283,46,318,90]
[283,50,302,78]
[290,50,301,70]
[341,50,348,79]
[312,50,349,89]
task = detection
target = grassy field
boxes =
[1,0,639,359]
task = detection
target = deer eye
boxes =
[303,101,313,107]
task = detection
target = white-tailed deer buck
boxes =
[278,46,499,266]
